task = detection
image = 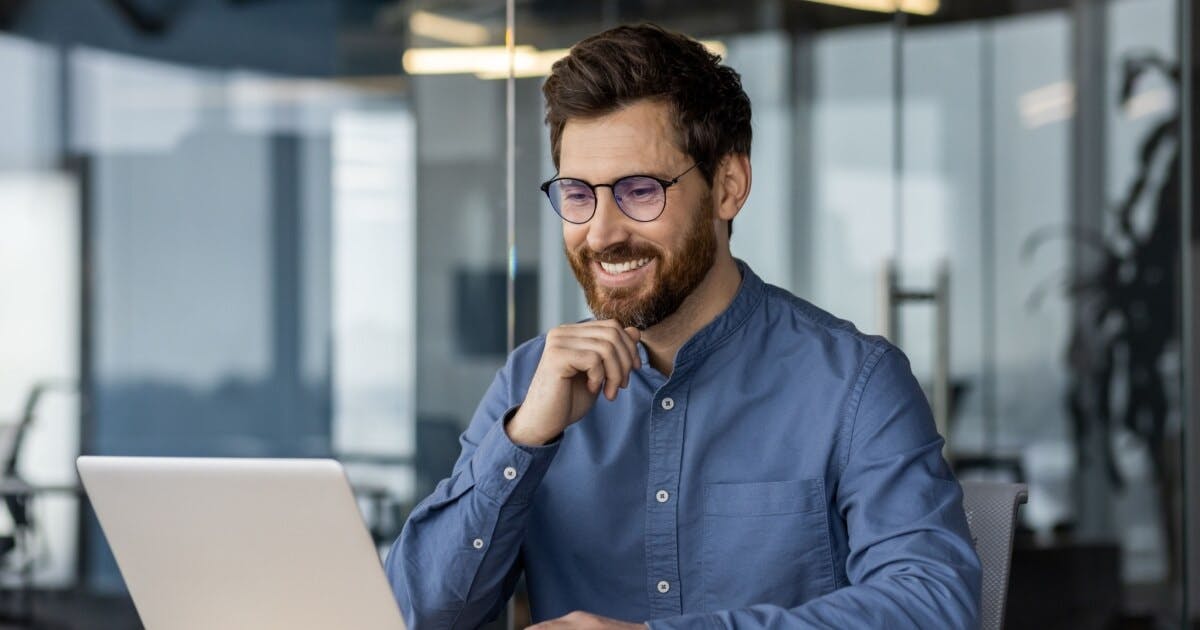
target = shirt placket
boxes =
[645,377,689,618]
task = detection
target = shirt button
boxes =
[472,538,484,550]
[660,397,675,410]
[656,580,671,593]
[655,490,669,503]
[503,466,517,480]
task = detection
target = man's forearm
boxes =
[506,404,564,446]
[386,413,560,629]
[646,569,980,630]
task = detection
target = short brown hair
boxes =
[542,24,752,235]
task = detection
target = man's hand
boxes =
[528,611,646,629]
[506,320,641,446]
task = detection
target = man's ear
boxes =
[712,153,751,223]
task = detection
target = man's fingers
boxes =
[529,611,637,629]
[564,338,630,399]
[566,320,640,374]
[548,321,643,401]
[577,324,637,385]
[583,343,623,399]
[599,333,632,396]
[582,353,606,395]
[623,326,642,369]
[527,611,590,629]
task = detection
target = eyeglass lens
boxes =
[547,176,667,223]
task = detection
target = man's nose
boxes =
[585,189,632,252]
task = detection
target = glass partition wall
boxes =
[0,0,1193,627]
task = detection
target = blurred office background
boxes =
[0,0,1196,627]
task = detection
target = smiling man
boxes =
[386,24,981,629]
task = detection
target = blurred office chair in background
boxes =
[0,380,76,622]
[961,480,1029,630]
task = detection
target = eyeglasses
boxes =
[540,163,701,224]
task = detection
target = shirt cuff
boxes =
[471,406,560,505]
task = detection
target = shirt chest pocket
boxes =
[701,478,837,611]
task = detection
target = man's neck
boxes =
[640,254,743,376]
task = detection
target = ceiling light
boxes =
[803,0,939,16]
[409,10,491,46]
[403,41,728,80]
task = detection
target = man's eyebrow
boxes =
[558,170,671,183]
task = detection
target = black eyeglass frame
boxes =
[539,162,702,224]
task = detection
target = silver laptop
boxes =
[77,456,407,630]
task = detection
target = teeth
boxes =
[599,257,651,275]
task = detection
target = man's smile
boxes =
[592,257,656,288]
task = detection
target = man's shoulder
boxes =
[756,282,892,358]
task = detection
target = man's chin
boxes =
[589,278,650,304]
[589,297,649,328]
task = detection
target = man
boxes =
[386,24,981,629]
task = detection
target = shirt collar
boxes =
[670,259,765,372]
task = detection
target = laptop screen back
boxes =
[77,456,406,630]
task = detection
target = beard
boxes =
[566,195,718,330]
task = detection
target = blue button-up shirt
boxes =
[386,262,981,629]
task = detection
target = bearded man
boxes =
[386,24,981,630]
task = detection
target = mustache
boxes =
[576,243,660,264]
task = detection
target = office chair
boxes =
[0,386,48,565]
[0,380,75,621]
[960,480,1028,630]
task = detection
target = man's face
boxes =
[558,99,718,330]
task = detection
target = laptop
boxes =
[76,456,407,630]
